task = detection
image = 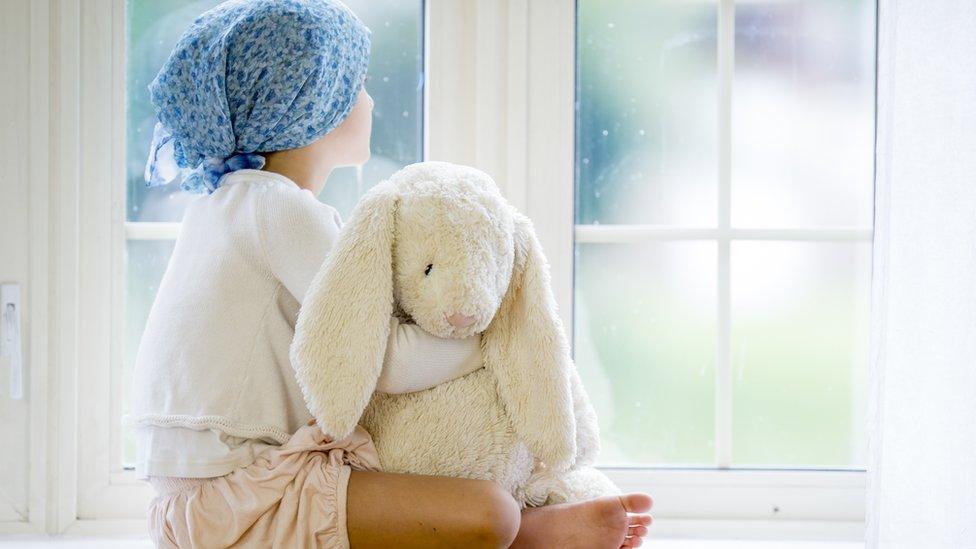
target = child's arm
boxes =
[260,187,481,393]
[257,187,346,304]
[376,316,482,394]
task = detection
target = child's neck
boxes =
[262,150,336,196]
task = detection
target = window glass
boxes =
[122,239,175,463]
[575,242,717,465]
[732,0,875,228]
[125,0,424,222]
[575,0,875,468]
[731,241,871,466]
[576,1,718,226]
[125,0,220,223]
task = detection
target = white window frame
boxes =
[11,0,868,539]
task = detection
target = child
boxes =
[127,1,652,547]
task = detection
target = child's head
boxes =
[300,86,375,170]
[144,0,372,194]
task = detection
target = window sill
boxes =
[1,516,864,545]
[0,535,864,548]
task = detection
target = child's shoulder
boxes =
[232,172,344,239]
[179,169,343,246]
[219,169,341,222]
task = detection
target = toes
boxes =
[628,525,648,537]
[627,513,653,527]
[620,535,644,548]
[619,493,653,513]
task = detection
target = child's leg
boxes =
[346,471,653,549]
[346,471,520,548]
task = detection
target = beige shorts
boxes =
[147,422,380,548]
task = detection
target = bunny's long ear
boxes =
[569,368,602,467]
[290,184,399,440]
[483,212,577,470]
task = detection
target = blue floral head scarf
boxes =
[145,0,371,194]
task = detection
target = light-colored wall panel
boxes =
[0,0,33,525]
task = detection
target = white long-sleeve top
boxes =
[125,169,482,479]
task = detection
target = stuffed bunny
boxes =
[290,161,619,506]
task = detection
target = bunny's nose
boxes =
[446,313,477,328]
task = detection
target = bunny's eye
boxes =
[424,264,433,276]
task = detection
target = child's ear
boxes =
[290,183,399,440]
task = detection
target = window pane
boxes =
[731,0,875,228]
[125,0,224,222]
[731,241,870,467]
[574,0,875,469]
[316,0,424,219]
[125,0,424,222]
[576,1,717,226]
[123,239,176,465]
[574,242,717,465]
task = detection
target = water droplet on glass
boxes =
[639,129,645,136]
[602,129,609,136]
[607,22,615,29]
[402,110,409,117]
[382,76,389,82]
[582,158,590,164]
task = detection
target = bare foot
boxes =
[511,493,653,549]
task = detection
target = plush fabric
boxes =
[145,0,371,193]
[291,161,619,506]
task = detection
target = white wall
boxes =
[0,0,33,525]
[868,1,976,547]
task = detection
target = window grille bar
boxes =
[124,222,180,240]
[574,225,874,243]
[716,0,735,469]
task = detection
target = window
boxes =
[51,0,871,534]
[121,0,425,466]
[574,0,875,468]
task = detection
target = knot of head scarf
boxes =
[144,0,371,194]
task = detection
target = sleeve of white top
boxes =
[258,185,343,304]
[376,316,484,394]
